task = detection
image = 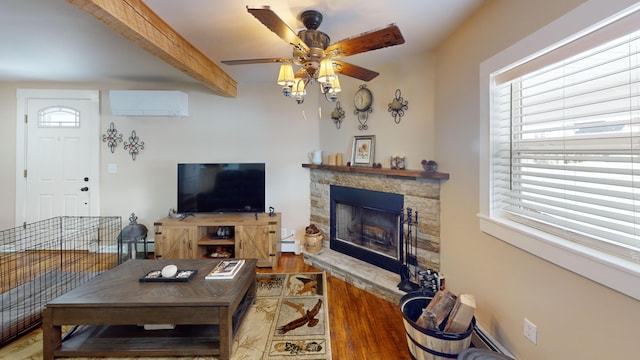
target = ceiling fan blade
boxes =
[247,6,310,53]
[333,60,379,82]
[326,24,405,58]
[221,58,292,65]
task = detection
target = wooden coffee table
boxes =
[42,258,256,359]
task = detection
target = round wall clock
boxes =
[354,85,373,111]
[354,84,373,130]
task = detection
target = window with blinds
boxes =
[491,15,640,262]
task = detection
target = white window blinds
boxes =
[492,18,640,261]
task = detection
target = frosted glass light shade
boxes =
[277,64,295,86]
[292,78,306,96]
[317,59,335,83]
[329,76,341,93]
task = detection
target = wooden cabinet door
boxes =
[156,226,196,259]
[237,225,270,265]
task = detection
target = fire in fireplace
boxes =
[330,185,404,273]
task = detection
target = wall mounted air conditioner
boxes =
[109,90,188,117]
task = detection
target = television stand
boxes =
[154,213,281,269]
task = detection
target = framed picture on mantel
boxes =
[351,135,375,167]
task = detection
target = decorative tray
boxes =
[139,269,198,282]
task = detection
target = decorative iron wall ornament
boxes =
[388,89,408,123]
[102,122,123,153]
[331,101,345,129]
[124,130,144,161]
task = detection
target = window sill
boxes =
[478,214,640,301]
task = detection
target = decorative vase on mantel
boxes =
[309,150,323,165]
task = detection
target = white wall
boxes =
[0,51,436,239]
[0,86,17,230]
[435,0,640,358]
[0,80,318,245]
[319,52,437,169]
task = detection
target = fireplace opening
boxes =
[330,185,404,273]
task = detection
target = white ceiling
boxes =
[0,0,484,86]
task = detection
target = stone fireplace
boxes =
[303,164,447,302]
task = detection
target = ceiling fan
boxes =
[221,6,405,103]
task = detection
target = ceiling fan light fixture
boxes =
[322,75,341,102]
[277,63,295,86]
[329,76,341,93]
[317,58,335,84]
[293,78,306,104]
[293,78,306,95]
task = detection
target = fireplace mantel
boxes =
[301,164,449,180]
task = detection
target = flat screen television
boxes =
[177,163,265,213]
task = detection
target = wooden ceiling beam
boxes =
[68,0,236,97]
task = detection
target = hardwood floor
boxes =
[259,254,412,359]
[0,251,118,293]
[0,253,411,359]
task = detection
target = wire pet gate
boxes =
[0,216,121,346]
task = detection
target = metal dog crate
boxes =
[0,216,121,346]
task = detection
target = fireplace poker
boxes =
[413,210,419,284]
[398,208,419,292]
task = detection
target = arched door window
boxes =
[38,106,80,128]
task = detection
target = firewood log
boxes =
[415,308,437,330]
[415,290,456,330]
[444,293,476,333]
[425,290,456,327]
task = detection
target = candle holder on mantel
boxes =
[398,207,420,292]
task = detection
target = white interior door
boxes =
[16,89,100,227]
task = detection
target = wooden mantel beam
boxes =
[68,0,237,97]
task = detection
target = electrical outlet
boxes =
[290,229,296,237]
[524,318,537,344]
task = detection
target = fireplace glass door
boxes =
[330,185,404,272]
[334,204,401,261]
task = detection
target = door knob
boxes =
[80,187,89,192]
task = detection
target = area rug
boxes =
[0,272,331,360]
[233,272,331,360]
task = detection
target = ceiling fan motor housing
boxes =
[298,30,330,50]
[298,10,330,50]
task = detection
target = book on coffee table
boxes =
[206,259,245,279]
